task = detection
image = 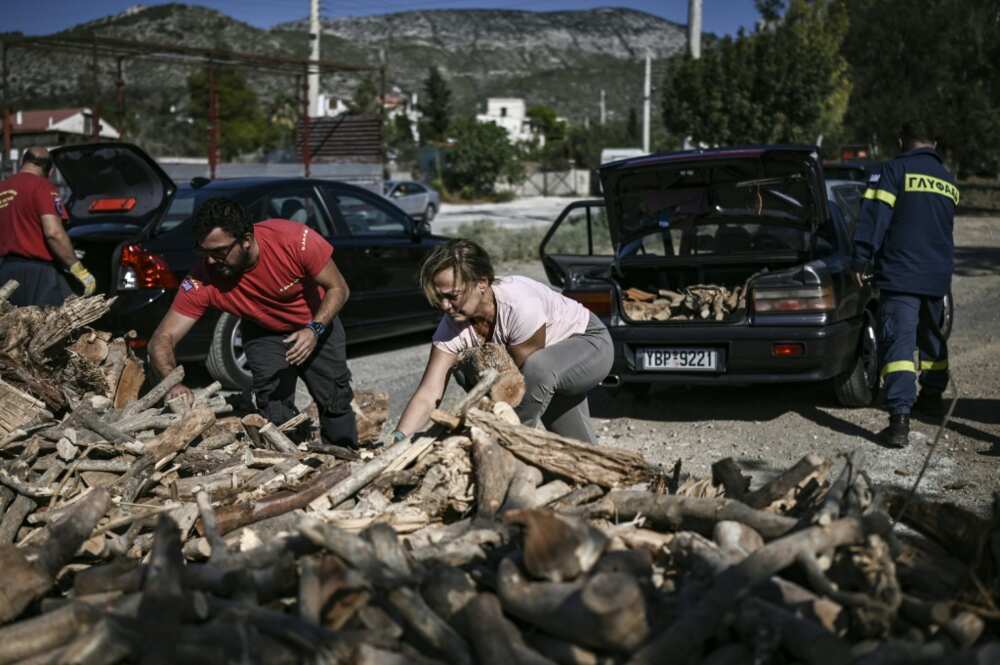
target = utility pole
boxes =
[688,0,702,59]
[600,89,606,126]
[308,0,321,117]
[642,49,651,153]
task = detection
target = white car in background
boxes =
[384,180,440,222]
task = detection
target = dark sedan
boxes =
[540,145,885,406]
[54,143,448,390]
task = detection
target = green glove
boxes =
[69,261,97,296]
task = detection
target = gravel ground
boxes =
[266,215,1000,514]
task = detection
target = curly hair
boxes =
[193,198,252,244]
[419,238,495,309]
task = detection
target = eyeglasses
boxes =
[195,238,240,260]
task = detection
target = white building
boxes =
[475,97,543,146]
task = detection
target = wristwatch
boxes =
[391,430,407,443]
[307,321,326,337]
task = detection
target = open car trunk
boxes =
[615,255,805,324]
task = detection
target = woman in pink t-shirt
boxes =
[393,239,613,443]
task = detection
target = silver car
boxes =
[384,180,440,222]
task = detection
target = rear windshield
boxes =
[154,188,237,236]
[613,156,819,248]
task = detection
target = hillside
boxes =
[2,4,697,155]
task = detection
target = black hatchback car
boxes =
[540,145,886,407]
[52,143,448,390]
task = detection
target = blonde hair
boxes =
[420,239,495,308]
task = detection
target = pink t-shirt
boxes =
[432,275,591,356]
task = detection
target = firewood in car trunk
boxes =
[591,490,798,540]
[711,457,751,500]
[117,365,185,420]
[466,409,651,488]
[457,343,526,407]
[625,288,657,302]
[735,597,854,665]
[496,556,650,653]
[501,459,543,512]
[744,453,830,510]
[504,509,608,583]
[0,487,110,623]
[627,517,877,665]
[463,593,558,665]
[471,428,518,520]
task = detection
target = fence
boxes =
[499,168,591,197]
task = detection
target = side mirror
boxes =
[414,219,432,237]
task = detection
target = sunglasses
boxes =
[195,238,241,260]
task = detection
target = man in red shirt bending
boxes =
[0,146,97,306]
[148,198,357,447]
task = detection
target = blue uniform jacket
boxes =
[850,147,957,297]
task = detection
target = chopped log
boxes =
[118,365,185,420]
[258,422,299,453]
[462,593,557,665]
[591,490,798,540]
[353,390,390,444]
[457,343,526,408]
[524,633,604,665]
[68,332,109,365]
[504,509,608,583]
[386,587,473,665]
[278,411,311,433]
[881,485,993,567]
[471,428,518,520]
[943,611,985,649]
[735,597,853,665]
[137,516,185,665]
[711,457,751,500]
[743,453,829,510]
[466,409,650,488]
[0,488,110,623]
[550,484,604,511]
[501,460,543,512]
[28,294,117,355]
[496,557,650,653]
[0,379,49,438]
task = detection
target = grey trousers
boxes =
[455,315,613,442]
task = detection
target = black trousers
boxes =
[242,318,358,447]
[0,255,73,307]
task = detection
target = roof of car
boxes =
[602,144,819,171]
[181,177,377,193]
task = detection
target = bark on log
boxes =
[496,556,650,653]
[466,409,650,488]
[457,343,526,407]
[743,453,829,510]
[711,457,750,500]
[385,587,473,665]
[501,460,543,512]
[462,593,557,665]
[118,366,185,420]
[504,509,608,583]
[591,490,798,540]
[735,597,853,665]
[471,429,518,520]
[353,390,390,444]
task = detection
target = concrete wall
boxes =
[158,160,384,193]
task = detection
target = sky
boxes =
[3,1,762,37]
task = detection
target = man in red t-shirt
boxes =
[0,146,97,306]
[148,198,357,447]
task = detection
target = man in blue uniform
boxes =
[851,121,957,447]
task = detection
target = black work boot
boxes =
[878,414,910,448]
[914,391,946,418]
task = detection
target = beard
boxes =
[209,245,253,279]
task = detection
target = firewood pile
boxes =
[0,282,998,664]
[623,285,748,321]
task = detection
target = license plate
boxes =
[640,347,719,371]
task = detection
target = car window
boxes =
[158,191,197,234]
[545,205,613,256]
[831,183,864,234]
[254,188,330,235]
[326,190,410,236]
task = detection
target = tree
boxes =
[349,76,379,114]
[385,112,417,163]
[188,67,279,159]
[443,118,521,197]
[659,0,849,146]
[526,105,566,143]
[418,67,452,143]
[626,108,640,144]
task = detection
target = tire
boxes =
[833,308,879,407]
[205,312,253,392]
[424,204,437,222]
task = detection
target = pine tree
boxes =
[418,67,452,143]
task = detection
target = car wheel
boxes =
[206,312,253,391]
[424,204,436,222]
[832,308,879,408]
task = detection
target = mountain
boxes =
[2,4,698,155]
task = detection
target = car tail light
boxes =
[563,289,612,317]
[89,197,137,213]
[119,244,179,290]
[752,285,835,313]
[772,342,805,357]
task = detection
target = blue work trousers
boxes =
[878,291,949,415]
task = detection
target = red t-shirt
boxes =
[0,172,68,262]
[172,219,334,333]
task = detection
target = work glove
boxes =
[69,261,97,296]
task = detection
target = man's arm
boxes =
[284,258,350,366]
[148,309,200,402]
[508,324,546,368]
[851,165,899,280]
[41,213,96,295]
